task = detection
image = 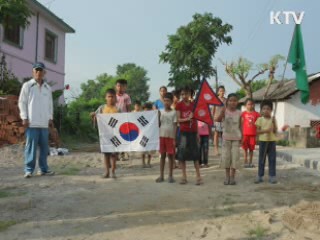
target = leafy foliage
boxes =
[0,55,22,95]
[160,13,232,89]
[54,63,150,142]
[117,63,150,103]
[236,79,278,100]
[0,0,32,28]
[223,55,285,98]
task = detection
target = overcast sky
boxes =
[38,0,319,101]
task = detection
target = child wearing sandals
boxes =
[241,98,260,168]
[90,88,120,178]
[156,93,177,183]
[176,86,203,185]
[218,93,242,185]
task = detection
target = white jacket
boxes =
[18,79,53,128]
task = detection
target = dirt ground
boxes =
[0,144,320,240]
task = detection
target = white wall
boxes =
[284,93,320,127]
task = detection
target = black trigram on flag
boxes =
[137,116,149,127]
[108,117,118,128]
[140,136,149,147]
[110,136,121,147]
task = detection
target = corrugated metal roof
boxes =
[239,72,320,103]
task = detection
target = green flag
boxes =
[288,24,309,104]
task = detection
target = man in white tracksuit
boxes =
[18,62,55,178]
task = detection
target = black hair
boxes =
[164,92,173,101]
[180,86,193,94]
[105,88,116,95]
[226,93,238,106]
[244,98,255,105]
[159,86,167,91]
[260,100,273,110]
[134,100,141,105]
[116,79,128,85]
[143,102,153,110]
[218,85,225,91]
[172,89,180,98]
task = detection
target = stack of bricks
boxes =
[0,95,24,146]
[0,95,60,147]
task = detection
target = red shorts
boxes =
[159,137,175,155]
[242,135,256,151]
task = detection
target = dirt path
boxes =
[0,144,320,240]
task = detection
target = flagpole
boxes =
[261,24,297,170]
[265,24,296,104]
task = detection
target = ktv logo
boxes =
[270,11,305,25]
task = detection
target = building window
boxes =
[3,18,23,48]
[45,30,58,63]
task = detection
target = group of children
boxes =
[91,79,279,186]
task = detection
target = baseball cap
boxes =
[33,62,46,70]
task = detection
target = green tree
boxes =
[159,13,232,89]
[222,55,285,98]
[235,79,278,100]
[0,55,22,95]
[116,63,150,104]
[0,0,32,28]
[57,63,150,141]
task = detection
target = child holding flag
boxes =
[176,86,203,185]
[255,100,278,184]
[90,88,120,178]
[241,98,260,168]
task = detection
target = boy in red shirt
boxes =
[241,98,260,168]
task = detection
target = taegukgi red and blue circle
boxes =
[119,122,140,141]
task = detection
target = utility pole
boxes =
[215,66,218,92]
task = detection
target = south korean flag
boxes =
[96,110,159,152]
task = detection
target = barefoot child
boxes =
[176,86,202,185]
[90,88,119,178]
[212,86,227,156]
[255,100,278,184]
[142,102,154,167]
[156,93,177,183]
[218,93,242,185]
[241,98,260,168]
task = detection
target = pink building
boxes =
[0,0,75,93]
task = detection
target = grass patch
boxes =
[0,188,26,199]
[58,166,81,176]
[0,220,17,232]
[59,134,99,152]
[247,224,269,240]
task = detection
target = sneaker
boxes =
[24,172,32,178]
[254,176,263,184]
[269,176,277,184]
[37,170,55,176]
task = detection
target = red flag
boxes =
[193,79,223,126]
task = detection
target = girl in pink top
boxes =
[198,121,210,168]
